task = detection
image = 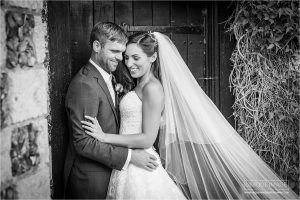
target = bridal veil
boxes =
[153,32,298,199]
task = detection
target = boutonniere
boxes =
[114,83,124,95]
[114,83,134,99]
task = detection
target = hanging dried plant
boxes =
[228,0,299,194]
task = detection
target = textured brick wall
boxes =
[0,0,50,199]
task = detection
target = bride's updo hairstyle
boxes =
[127,32,161,82]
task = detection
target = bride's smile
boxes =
[124,43,157,79]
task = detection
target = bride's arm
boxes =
[82,82,164,149]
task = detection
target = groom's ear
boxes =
[92,40,102,53]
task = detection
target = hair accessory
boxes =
[147,31,158,46]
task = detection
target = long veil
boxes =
[153,32,298,199]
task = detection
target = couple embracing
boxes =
[64,22,298,199]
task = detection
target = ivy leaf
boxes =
[274,25,283,33]
[284,8,293,16]
[286,26,293,33]
[257,13,262,20]
[267,38,274,43]
[257,5,264,10]
[279,8,283,18]
[267,1,276,8]
[258,27,264,32]
[275,34,284,42]
[251,30,258,37]
[291,2,295,11]
[267,44,275,50]
[264,13,270,20]
[285,46,290,52]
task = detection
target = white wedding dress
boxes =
[106,91,187,200]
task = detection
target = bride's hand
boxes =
[81,116,107,142]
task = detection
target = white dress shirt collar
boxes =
[89,59,111,82]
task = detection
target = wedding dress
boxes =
[106,91,187,200]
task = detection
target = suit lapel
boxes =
[87,63,119,127]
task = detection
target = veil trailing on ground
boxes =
[153,32,298,199]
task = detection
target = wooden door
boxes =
[48,1,236,198]
[70,1,235,110]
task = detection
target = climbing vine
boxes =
[228,0,299,194]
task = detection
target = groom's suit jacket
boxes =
[64,62,128,199]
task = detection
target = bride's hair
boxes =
[127,32,161,82]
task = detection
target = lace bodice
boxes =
[107,91,187,200]
[119,91,142,135]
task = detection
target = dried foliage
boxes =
[228,0,299,194]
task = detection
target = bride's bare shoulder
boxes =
[142,79,164,102]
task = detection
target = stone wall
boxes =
[0,0,50,199]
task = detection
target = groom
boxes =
[64,22,158,199]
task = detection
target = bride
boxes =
[81,32,298,199]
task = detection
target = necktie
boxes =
[107,75,115,106]
[111,75,120,123]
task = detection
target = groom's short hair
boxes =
[90,22,128,47]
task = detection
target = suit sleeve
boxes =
[66,79,128,170]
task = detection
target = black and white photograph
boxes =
[0,0,299,199]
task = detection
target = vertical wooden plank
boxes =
[70,1,93,75]
[115,1,133,26]
[94,1,114,23]
[153,1,171,38]
[153,1,170,26]
[218,1,236,127]
[213,2,220,108]
[187,1,206,88]
[47,1,71,198]
[133,1,152,26]
[206,1,218,103]
[171,1,188,63]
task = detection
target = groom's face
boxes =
[96,40,126,73]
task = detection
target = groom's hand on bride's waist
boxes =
[130,149,158,171]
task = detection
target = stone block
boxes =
[2,67,48,125]
[33,15,47,64]
[8,118,48,176]
[17,166,50,199]
[0,8,6,68]
[1,126,12,155]
[1,127,12,180]
[6,12,37,69]
[1,149,12,182]
[4,0,44,12]
[10,123,40,176]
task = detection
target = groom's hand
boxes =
[130,149,158,171]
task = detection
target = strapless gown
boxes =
[106,91,187,199]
